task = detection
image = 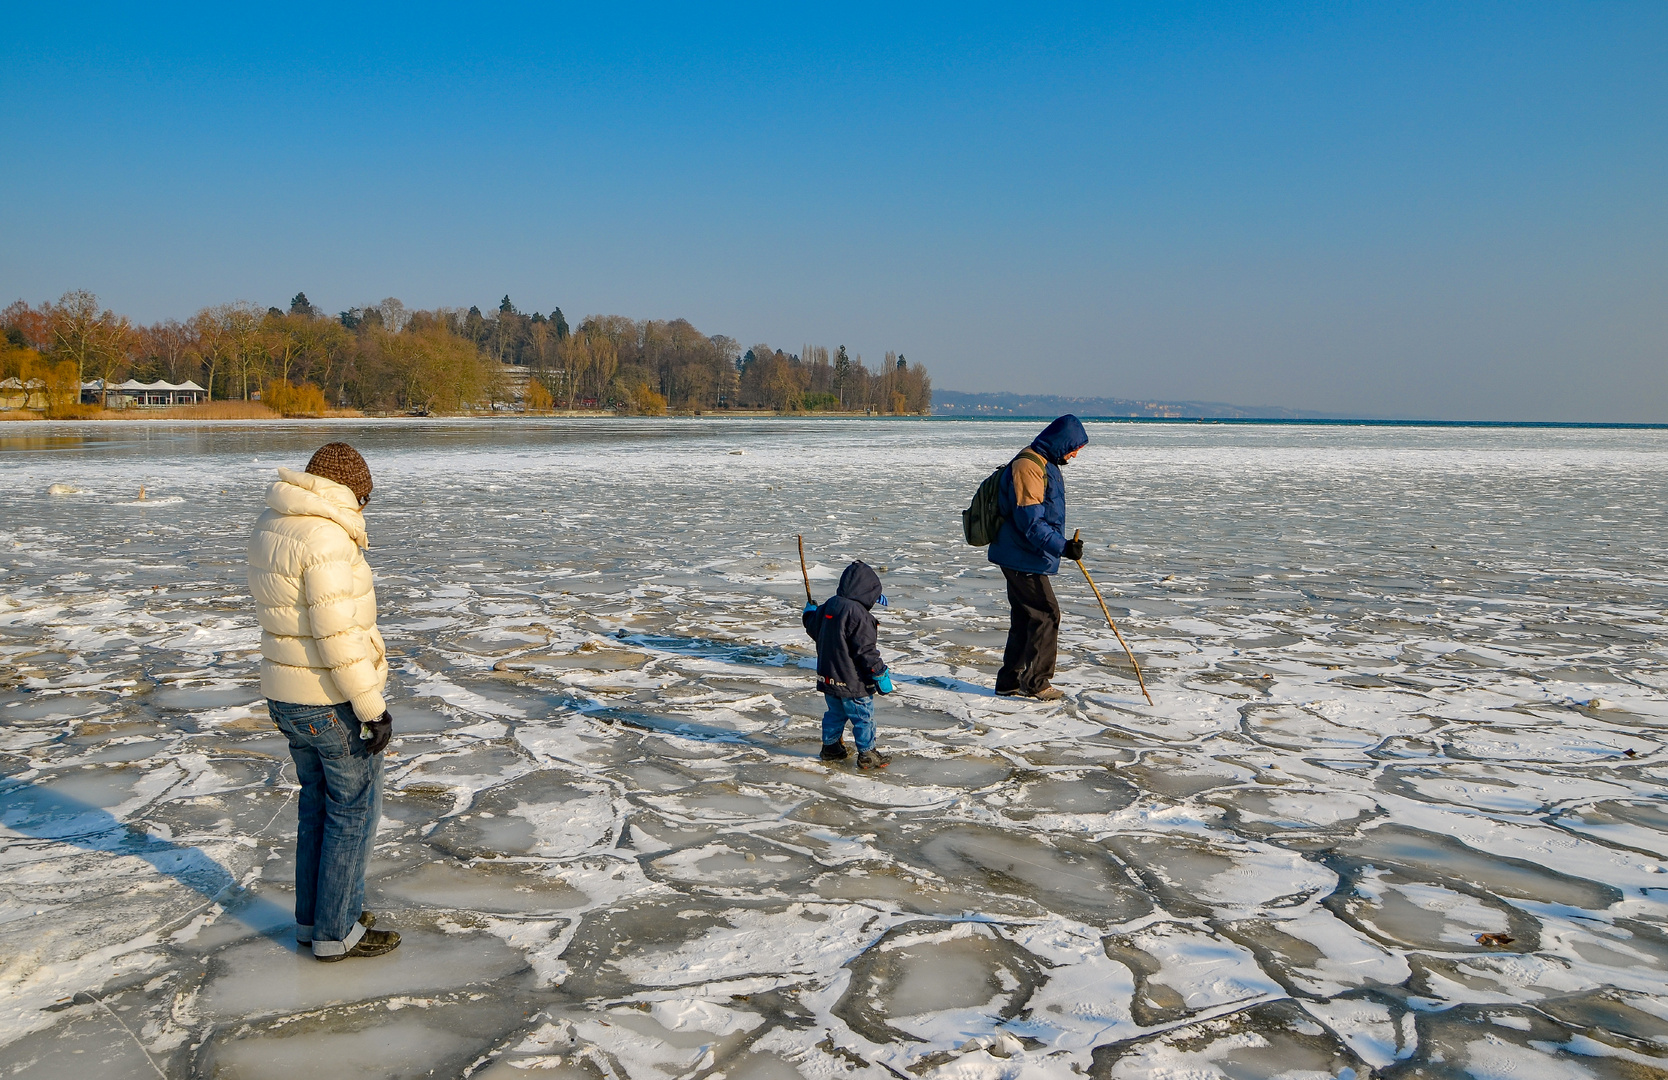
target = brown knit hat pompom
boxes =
[305,442,373,506]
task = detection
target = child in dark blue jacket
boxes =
[802,560,894,769]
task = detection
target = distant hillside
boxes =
[931,390,1331,420]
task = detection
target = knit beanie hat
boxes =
[305,442,373,506]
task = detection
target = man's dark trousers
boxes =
[996,567,1060,695]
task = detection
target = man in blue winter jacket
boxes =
[988,415,1089,701]
[802,560,895,769]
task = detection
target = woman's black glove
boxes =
[1062,536,1085,561]
[363,712,394,754]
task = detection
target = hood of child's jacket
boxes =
[836,560,883,609]
[1032,414,1089,465]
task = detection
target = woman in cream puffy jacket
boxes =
[249,444,400,962]
[249,466,388,718]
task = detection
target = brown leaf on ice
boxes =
[1623,749,1637,757]
[1475,933,1515,947]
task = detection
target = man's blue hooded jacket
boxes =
[987,414,1089,576]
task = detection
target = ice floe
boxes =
[1,419,1666,1078]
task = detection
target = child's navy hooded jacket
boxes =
[988,414,1089,576]
[802,560,888,698]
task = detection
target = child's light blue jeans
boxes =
[822,693,876,752]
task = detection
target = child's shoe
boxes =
[856,749,891,770]
[819,741,849,761]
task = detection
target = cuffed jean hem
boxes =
[296,923,314,945]
[309,919,366,958]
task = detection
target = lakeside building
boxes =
[113,379,209,406]
[1,378,210,411]
[80,379,210,407]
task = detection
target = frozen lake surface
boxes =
[1,418,1666,1079]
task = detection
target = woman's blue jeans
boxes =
[268,699,381,957]
[822,693,876,752]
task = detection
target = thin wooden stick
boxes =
[1072,529,1152,705]
[796,534,813,605]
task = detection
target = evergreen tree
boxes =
[290,292,316,317]
[834,345,852,407]
[552,307,568,339]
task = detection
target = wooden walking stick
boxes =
[797,534,814,605]
[1072,529,1153,706]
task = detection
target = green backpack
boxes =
[962,464,1007,546]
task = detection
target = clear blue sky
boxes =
[3,3,1664,420]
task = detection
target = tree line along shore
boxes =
[0,291,932,419]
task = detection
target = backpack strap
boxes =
[1009,448,1050,508]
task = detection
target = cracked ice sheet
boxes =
[1,420,1667,1079]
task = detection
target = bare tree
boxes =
[47,291,132,398]
[142,319,200,383]
[377,298,410,333]
[192,302,263,400]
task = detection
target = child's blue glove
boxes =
[803,602,817,614]
[875,670,895,694]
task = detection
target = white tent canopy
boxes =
[112,379,207,392]
[87,379,209,406]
